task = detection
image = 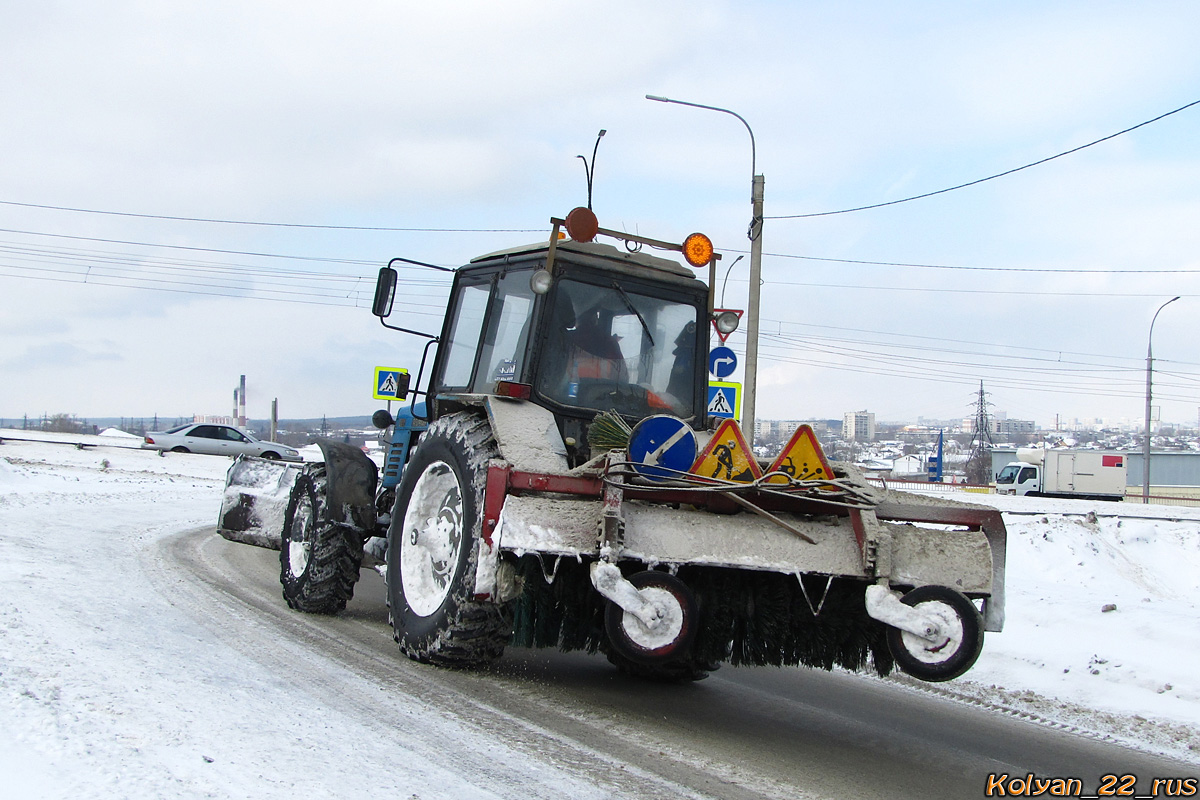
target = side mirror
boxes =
[372,267,398,317]
[371,409,395,429]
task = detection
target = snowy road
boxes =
[171,526,1192,800]
[2,436,1197,798]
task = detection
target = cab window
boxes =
[440,282,490,389]
[472,270,535,392]
[536,277,699,419]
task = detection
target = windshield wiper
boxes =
[610,280,654,347]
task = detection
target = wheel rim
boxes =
[897,599,965,665]
[617,586,686,650]
[287,491,314,578]
[400,460,464,618]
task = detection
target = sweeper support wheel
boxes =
[885,585,984,682]
[603,570,698,665]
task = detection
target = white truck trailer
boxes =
[995,448,1126,501]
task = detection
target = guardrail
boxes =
[1125,492,1200,508]
[866,477,1200,508]
[866,478,994,494]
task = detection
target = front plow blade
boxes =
[218,456,302,549]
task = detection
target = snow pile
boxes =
[98,427,139,438]
[943,507,1200,756]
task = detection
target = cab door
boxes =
[430,267,537,411]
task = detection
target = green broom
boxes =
[587,409,632,452]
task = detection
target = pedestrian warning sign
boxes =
[764,424,834,486]
[373,367,410,401]
[707,381,740,420]
[691,419,761,483]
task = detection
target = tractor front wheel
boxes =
[279,465,364,614]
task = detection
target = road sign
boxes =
[373,367,410,401]
[765,424,834,486]
[707,381,740,420]
[691,419,761,483]
[708,346,737,379]
[627,415,698,482]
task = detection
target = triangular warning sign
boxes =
[691,419,762,483]
[708,388,733,416]
[765,424,835,486]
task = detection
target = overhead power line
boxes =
[719,247,1200,275]
[0,199,543,233]
[757,278,1198,299]
[768,97,1200,220]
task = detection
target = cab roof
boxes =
[470,239,698,280]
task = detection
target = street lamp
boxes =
[1143,296,1180,502]
[646,94,764,445]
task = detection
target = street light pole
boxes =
[646,94,763,444]
[1143,296,1180,503]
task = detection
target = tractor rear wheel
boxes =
[279,465,364,614]
[886,585,984,682]
[387,412,510,667]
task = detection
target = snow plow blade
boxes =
[218,456,303,549]
[218,439,380,549]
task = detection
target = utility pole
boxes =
[745,174,764,446]
[1144,296,1180,502]
[645,94,763,444]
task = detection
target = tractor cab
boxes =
[377,225,714,467]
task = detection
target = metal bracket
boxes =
[850,508,891,579]
[598,452,626,560]
[590,562,666,631]
[864,584,943,643]
[797,573,834,617]
[535,553,563,585]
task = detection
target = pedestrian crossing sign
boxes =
[373,367,410,401]
[764,424,834,487]
[707,381,740,420]
[690,418,761,483]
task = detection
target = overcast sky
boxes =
[2,1,1198,429]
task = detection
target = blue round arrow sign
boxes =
[627,415,697,482]
[709,346,737,379]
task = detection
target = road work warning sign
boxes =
[765,424,834,486]
[691,419,761,483]
[373,367,409,401]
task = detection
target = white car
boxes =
[142,423,303,462]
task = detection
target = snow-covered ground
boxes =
[1,431,1198,797]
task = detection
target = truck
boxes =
[995,448,1126,501]
[219,208,1008,683]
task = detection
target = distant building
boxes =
[843,410,875,441]
[961,415,1035,435]
[754,419,819,443]
[995,418,1036,435]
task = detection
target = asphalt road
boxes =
[162,527,1195,800]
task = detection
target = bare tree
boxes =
[45,413,85,434]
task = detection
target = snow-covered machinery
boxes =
[219,210,1006,682]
